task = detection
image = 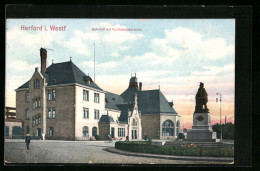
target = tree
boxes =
[212,122,234,140]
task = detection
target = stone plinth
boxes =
[187,113,217,142]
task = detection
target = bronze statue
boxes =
[195,82,209,113]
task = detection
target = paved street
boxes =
[5,139,231,164]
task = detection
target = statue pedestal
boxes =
[186,113,217,142]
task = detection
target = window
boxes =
[38,114,41,124]
[132,118,137,126]
[39,97,41,107]
[83,126,89,137]
[32,116,35,126]
[48,108,52,118]
[48,107,56,119]
[83,107,89,118]
[35,98,38,108]
[176,121,180,135]
[48,90,52,100]
[25,109,30,119]
[94,109,99,119]
[162,120,174,136]
[49,127,54,136]
[26,92,30,102]
[83,90,89,101]
[92,127,97,137]
[52,90,56,100]
[26,126,30,134]
[34,79,40,88]
[118,128,125,137]
[33,99,35,109]
[5,126,9,137]
[35,115,38,125]
[52,108,56,118]
[48,89,56,100]
[94,93,99,103]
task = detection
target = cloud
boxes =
[7,60,39,72]
[58,37,91,56]
[6,27,65,59]
[164,27,202,49]
[57,22,144,57]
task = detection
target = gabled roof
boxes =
[137,90,177,114]
[119,85,178,115]
[17,81,29,89]
[117,103,134,123]
[99,115,115,123]
[105,92,128,111]
[120,87,139,103]
[17,61,103,91]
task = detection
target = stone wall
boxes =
[16,90,30,136]
[45,85,75,140]
[141,114,160,139]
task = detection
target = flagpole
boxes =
[94,43,95,82]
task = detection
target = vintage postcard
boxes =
[5,16,236,165]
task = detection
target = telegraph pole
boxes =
[216,93,222,141]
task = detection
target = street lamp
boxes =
[216,93,222,141]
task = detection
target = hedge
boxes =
[115,141,234,157]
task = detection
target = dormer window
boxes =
[83,76,92,85]
[34,79,40,88]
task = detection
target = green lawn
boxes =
[115,141,234,157]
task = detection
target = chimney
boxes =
[40,48,47,72]
[139,82,142,90]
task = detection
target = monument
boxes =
[186,82,218,142]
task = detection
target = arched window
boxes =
[162,120,174,136]
[83,126,89,137]
[132,118,137,126]
[176,120,180,135]
[92,127,97,137]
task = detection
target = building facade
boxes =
[15,48,181,141]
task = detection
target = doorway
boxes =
[132,129,137,139]
[111,127,115,138]
[38,128,41,138]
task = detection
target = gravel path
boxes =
[4,139,230,164]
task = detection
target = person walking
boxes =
[25,134,31,150]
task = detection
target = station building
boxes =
[15,48,181,141]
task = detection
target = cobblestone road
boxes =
[5,139,229,164]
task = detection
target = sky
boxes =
[6,19,235,129]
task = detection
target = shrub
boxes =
[95,135,102,140]
[115,141,234,157]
